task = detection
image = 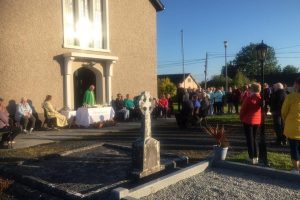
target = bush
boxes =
[157,78,177,97]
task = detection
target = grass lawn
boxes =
[228,151,292,171]
[206,113,240,124]
[173,103,272,125]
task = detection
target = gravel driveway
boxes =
[142,168,300,200]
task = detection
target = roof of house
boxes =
[158,73,199,86]
[150,0,165,11]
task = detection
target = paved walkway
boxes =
[9,121,142,149]
[2,118,287,155]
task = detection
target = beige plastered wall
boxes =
[0,0,158,113]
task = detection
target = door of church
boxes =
[73,68,96,109]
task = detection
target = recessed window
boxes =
[188,78,192,83]
[62,0,109,51]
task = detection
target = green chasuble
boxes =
[83,90,95,106]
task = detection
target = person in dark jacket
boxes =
[176,93,193,128]
[177,86,185,112]
[270,83,287,145]
[166,94,174,118]
[226,87,234,114]
[232,86,241,114]
[263,83,272,115]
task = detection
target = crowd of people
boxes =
[174,79,300,173]
[2,80,300,173]
[175,88,210,128]
[232,80,299,173]
[112,93,175,121]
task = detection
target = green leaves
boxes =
[282,65,299,74]
[234,43,278,77]
[232,71,250,88]
[158,78,177,97]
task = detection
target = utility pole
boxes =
[181,30,185,88]
[204,52,208,90]
[224,41,228,92]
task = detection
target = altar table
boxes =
[75,107,115,127]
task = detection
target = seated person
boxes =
[133,95,142,120]
[124,94,135,110]
[0,98,20,146]
[115,94,129,120]
[42,95,68,128]
[166,94,174,117]
[28,99,42,130]
[83,85,96,107]
[158,95,168,118]
[15,97,36,134]
[124,94,136,119]
[152,97,160,118]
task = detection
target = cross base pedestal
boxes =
[132,137,164,178]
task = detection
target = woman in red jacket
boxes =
[240,83,262,165]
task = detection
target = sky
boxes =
[156,0,300,82]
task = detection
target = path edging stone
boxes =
[112,160,210,200]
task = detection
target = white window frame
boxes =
[62,0,110,52]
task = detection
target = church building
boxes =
[0,0,164,112]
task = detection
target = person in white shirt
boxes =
[15,97,36,134]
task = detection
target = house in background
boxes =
[157,73,200,89]
[0,0,164,111]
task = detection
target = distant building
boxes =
[157,73,199,89]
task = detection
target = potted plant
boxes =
[204,124,229,160]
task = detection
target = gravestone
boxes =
[132,91,163,178]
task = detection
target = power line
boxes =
[275,45,300,50]
[158,60,206,69]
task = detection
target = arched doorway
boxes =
[73,67,96,109]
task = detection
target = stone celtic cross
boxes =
[132,91,162,178]
[139,91,153,138]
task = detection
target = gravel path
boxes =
[142,168,300,200]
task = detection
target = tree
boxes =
[232,71,250,88]
[233,43,280,77]
[221,62,238,79]
[206,75,232,88]
[157,78,177,97]
[282,65,299,74]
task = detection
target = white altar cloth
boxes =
[61,110,77,119]
[75,107,115,127]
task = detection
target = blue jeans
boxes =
[117,109,129,120]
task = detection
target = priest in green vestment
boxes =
[83,85,96,107]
